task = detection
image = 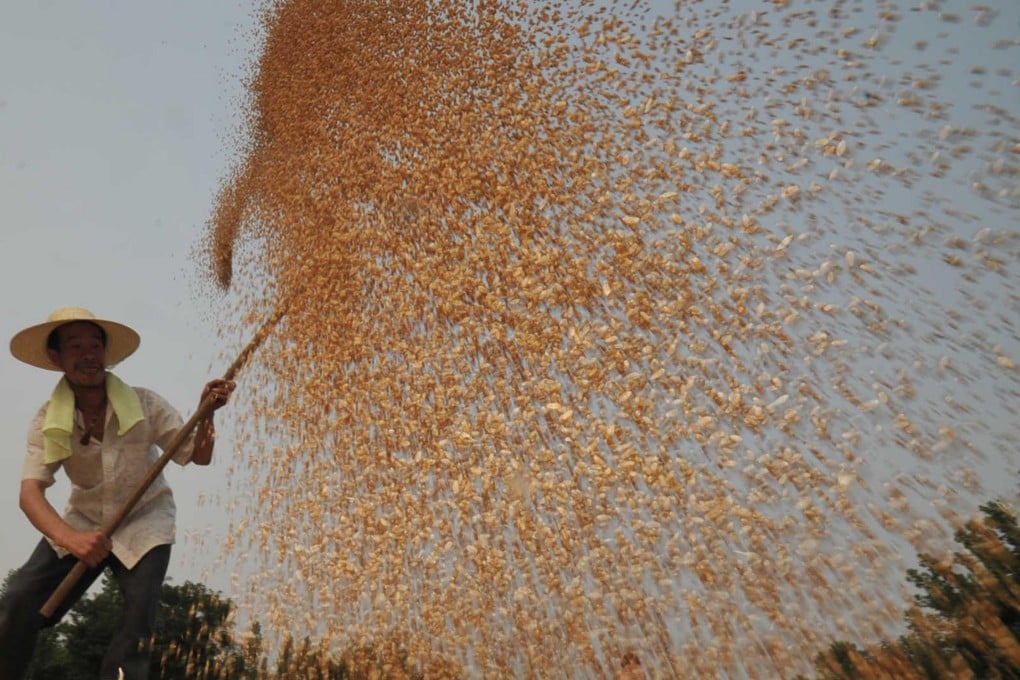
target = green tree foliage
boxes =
[4,569,436,679]
[0,570,70,680]
[240,621,268,680]
[152,580,246,678]
[270,632,429,679]
[20,630,69,680]
[811,497,1020,679]
[58,576,125,680]
[0,573,252,680]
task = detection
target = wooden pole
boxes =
[40,308,284,618]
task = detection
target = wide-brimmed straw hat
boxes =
[10,307,140,371]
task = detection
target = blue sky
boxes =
[0,1,261,591]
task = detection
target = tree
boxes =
[273,633,350,679]
[0,569,71,679]
[0,571,250,679]
[902,499,1020,677]
[4,568,451,679]
[239,620,268,679]
[151,579,246,678]
[58,576,125,680]
[811,497,1020,679]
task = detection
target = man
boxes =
[0,307,235,679]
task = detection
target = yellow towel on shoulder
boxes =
[42,373,144,464]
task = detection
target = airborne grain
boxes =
[199,1,1020,677]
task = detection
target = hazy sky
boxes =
[1,0,1017,635]
[0,1,261,592]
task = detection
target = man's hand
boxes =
[59,529,112,568]
[201,379,235,411]
[20,479,111,567]
[191,378,235,466]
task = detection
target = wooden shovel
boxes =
[40,308,284,618]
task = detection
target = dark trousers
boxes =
[0,539,170,680]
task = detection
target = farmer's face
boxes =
[47,322,107,388]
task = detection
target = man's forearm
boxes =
[21,479,112,566]
[192,415,215,465]
[19,479,74,546]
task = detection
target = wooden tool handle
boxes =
[39,309,284,618]
[41,561,89,619]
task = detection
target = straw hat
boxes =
[10,307,140,371]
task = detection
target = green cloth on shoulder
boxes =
[42,373,144,464]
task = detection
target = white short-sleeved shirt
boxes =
[21,386,196,569]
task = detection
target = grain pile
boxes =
[201,0,1020,677]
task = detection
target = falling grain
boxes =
[197,0,1020,677]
